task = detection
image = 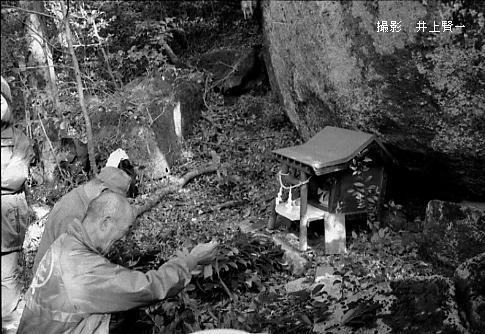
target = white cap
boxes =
[106,148,130,167]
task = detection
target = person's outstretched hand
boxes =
[190,241,218,265]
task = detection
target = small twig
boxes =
[201,74,220,129]
[200,200,244,215]
[24,93,32,140]
[206,309,218,323]
[210,62,238,91]
[160,39,179,65]
[150,106,165,125]
[215,258,233,300]
[1,5,57,19]
[145,311,163,332]
[72,43,104,48]
[36,108,64,179]
[202,74,213,113]
[145,106,154,125]
[215,60,237,70]
[21,64,75,71]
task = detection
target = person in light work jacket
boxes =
[1,76,34,327]
[32,166,132,275]
[18,191,219,333]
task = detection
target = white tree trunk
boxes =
[22,1,59,114]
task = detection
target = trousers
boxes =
[2,251,22,321]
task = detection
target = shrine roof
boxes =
[273,126,392,175]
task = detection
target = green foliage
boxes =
[348,155,382,236]
[123,231,331,333]
[383,200,404,219]
[142,285,330,334]
[98,91,302,333]
[1,0,257,166]
[190,233,286,299]
[8,2,467,333]
[1,3,30,122]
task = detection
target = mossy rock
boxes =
[383,275,466,333]
[455,252,485,333]
[422,200,485,273]
[91,70,203,179]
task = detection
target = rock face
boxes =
[455,252,485,334]
[261,0,485,200]
[422,200,485,272]
[91,70,203,179]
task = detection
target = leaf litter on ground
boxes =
[25,88,438,334]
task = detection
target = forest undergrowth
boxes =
[23,89,440,334]
[18,6,448,332]
[3,1,477,332]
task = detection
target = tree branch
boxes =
[135,163,219,217]
[160,39,179,65]
[61,0,98,174]
[1,5,57,19]
[36,108,64,179]
[215,258,233,300]
[200,200,245,215]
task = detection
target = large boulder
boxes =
[383,276,466,333]
[455,252,485,334]
[195,46,267,95]
[91,70,204,179]
[422,200,485,272]
[315,275,465,333]
[261,0,485,201]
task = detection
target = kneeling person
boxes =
[18,191,218,334]
[32,166,132,274]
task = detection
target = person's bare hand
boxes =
[190,241,218,265]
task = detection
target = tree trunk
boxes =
[21,0,59,115]
[61,1,98,174]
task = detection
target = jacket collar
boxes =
[66,218,102,255]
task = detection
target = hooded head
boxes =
[96,166,131,195]
[1,76,13,128]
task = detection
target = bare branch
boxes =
[199,200,245,215]
[135,163,219,217]
[36,108,64,179]
[160,39,179,65]
[1,5,58,19]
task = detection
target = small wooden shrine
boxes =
[268,126,396,253]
